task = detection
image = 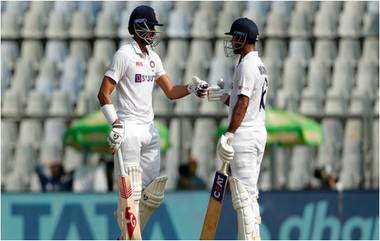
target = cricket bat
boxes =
[200,161,230,240]
[117,149,142,240]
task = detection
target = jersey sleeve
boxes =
[154,55,166,80]
[236,63,256,98]
[104,51,128,84]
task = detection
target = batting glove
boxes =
[108,121,124,153]
[208,78,229,103]
[187,76,209,98]
[217,132,235,163]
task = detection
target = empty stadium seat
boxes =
[84,57,106,94]
[372,119,379,188]
[288,39,312,67]
[367,1,379,14]
[75,90,99,115]
[21,10,45,39]
[356,58,379,99]
[2,90,23,117]
[1,143,14,187]
[362,37,379,65]
[191,9,215,39]
[1,120,18,147]
[78,1,101,25]
[317,119,344,175]
[95,11,117,38]
[1,12,20,39]
[289,10,312,38]
[313,8,339,38]
[63,147,84,172]
[340,120,363,189]
[45,40,68,67]
[69,40,91,62]
[343,1,366,16]
[20,40,44,65]
[288,147,316,190]
[264,39,287,66]
[46,10,68,39]
[49,90,73,117]
[300,59,330,115]
[1,40,19,68]
[102,1,124,18]
[17,119,43,150]
[338,9,363,38]
[92,39,116,66]
[294,1,318,17]
[69,11,93,39]
[265,10,288,37]
[246,1,270,23]
[35,59,59,98]
[337,39,361,65]
[164,40,189,70]
[53,1,77,25]
[277,58,305,110]
[349,88,372,115]
[42,118,67,145]
[6,144,38,191]
[29,1,52,15]
[188,40,213,68]
[363,12,379,36]
[118,9,133,39]
[25,91,49,117]
[314,39,337,67]
[10,58,36,103]
[4,1,29,19]
[167,9,192,38]
[191,119,218,183]
[1,60,12,94]
[60,56,85,104]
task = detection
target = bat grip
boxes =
[220,161,230,175]
[117,148,127,176]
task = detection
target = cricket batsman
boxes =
[97,5,208,239]
[207,18,268,240]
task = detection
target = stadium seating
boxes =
[1,1,378,191]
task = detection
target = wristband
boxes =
[101,104,118,124]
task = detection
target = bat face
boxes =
[119,176,142,240]
[200,170,229,240]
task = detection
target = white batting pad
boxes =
[139,175,168,231]
[230,176,261,240]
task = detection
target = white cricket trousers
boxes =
[117,121,161,188]
[230,126,267,199]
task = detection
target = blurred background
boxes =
[1,1,379,240]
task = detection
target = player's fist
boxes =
[217,133,234,163]
[208,78,229,102]
[187,76,209,98]
[108,120,124,153]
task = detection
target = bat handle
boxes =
[117,148,127,176]
[220,161,230,176]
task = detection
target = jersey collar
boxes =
[238,50,258,64]
[131,38,151,57]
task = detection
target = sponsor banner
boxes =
[1,191,378,240]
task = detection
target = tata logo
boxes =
[135,74,155,83]
[211,172,227,202]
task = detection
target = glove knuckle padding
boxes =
[230,177,260,240]
[139,176,168,231]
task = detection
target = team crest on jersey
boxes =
[150,60,155,68]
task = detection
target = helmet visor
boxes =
[223,32,247,57]
[134,18,162,47]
